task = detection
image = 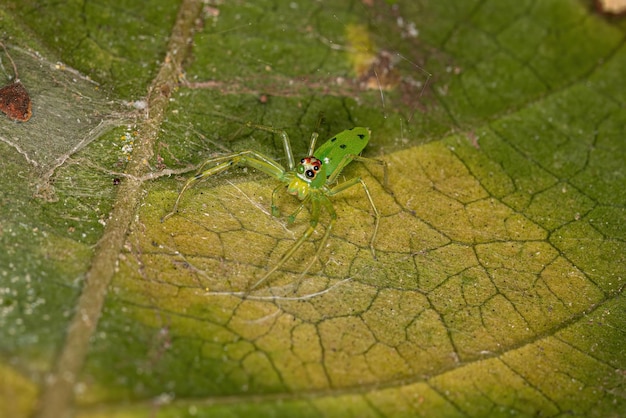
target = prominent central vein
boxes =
[33,1,204,417]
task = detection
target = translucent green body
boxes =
[163,124,386,289]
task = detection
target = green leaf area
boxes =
[1,1,625,417]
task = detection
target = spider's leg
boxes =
[327,154,388,189]
[244,122,296,171]
[249,197,321,290]
[286,195,310,224]
[328,176,381,260]
[306,131,319,156]
[271,183,310,221]
[162,150,286,222]
[296,195,336,282]
[162,159,232,222]
[270,184,284,217]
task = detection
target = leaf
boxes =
[1,1,625,417]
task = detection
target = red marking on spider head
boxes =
[299,157,322,180]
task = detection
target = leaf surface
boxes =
[0,1,625,417]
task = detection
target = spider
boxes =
[162,123,387,289]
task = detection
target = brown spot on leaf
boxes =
[0,81,32,122]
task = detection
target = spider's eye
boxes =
[300,158,306,164]
[313,165,319,171]
[305,170,315,178]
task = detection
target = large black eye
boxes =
[306,170,315,178]
[313,165,319,171]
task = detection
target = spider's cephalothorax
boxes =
[163,124,387,289]
[298,157,323,182]
[287,156,327,199]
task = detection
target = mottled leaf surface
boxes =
[0,1,624,417]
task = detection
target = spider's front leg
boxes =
[270,182,307,221]
[269,179,310,223]
[243,123,297,171]
[270,184,284,217]
[161,150,286,222]
[243,123,321,171]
